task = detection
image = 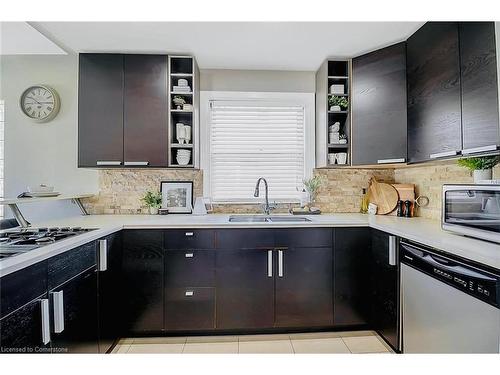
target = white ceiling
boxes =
[32,22,423,71]
[0,22,67,55]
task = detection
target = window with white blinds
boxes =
[208,100,305,203]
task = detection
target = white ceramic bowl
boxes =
[27,184,54,193]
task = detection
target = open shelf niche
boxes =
[168,56,200,168]
[315,59,351,168]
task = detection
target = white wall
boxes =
[0,53,98,222]
[200,69,315,93]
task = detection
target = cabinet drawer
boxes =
[164,230,215,250]
[0,261,48,318]
[275,228,332,248]
[165,287,215,331]
[48,242,97,289]
[165,250,215,287]
[216,229,275,249]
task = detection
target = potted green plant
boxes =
[141,191,162,215]
[173,95,186,110]
[457,156,500,182]
[328,95,348,112]
[303,175,326,204]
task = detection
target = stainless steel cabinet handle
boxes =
[267,250,273,277]
[461,145,499,155]
[388,236,397,266]
[96,161,122,166]
[185,253,194,258]
[185,232,194,237]
[185,291,194,297]
[429,150,459,159]
[98,239,107,272]
[278,250,284,277]
[52,291,65,334]
[40,299,50,345]
[377,158,406,164]
[123,161,149,166]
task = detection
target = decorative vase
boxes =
[473,169,493,183]
[149,206,159,215]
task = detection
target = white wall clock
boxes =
[20,85,61,122]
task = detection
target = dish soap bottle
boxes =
[360,188,369,214]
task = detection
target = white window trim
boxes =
[200,91,315,203]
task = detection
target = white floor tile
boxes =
[342,336,389,353]
[183,341,238,353]
[291,337,351,354]
[126,343,185,354]
[239,339,294,354]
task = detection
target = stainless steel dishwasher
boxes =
[400,241,500,353]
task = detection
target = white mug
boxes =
[328,153,337,165]
[336,152,348,165]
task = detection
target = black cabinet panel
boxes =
[165,249,215,287]
[164,229,215,250]
[123,55,168,167]
[50,268,99,353]
[352,42,407,165]
[1,261,47,318]
[216,249,274,329]
[165,287,215,331]
[460,22,500,151]
[78,54,124,167]
[275,247,333,328]
[122,230,164,333]
[0,297,50,353]
[275,228,332,248]
[97,232,122,353]
[333,228,371,327]
[48,242,96,290]
[216,229,274,249]
[407,22,462,163]
[370,230,399,351]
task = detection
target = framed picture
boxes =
[160,181,194,214]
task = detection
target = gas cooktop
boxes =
[0,227,95,260]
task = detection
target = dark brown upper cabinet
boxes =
[78,54,124,167]
[459,22,500,155]
[352,42,407,166]
[407,22,462,163]
[78,54,168,168]
[123,55,168,167]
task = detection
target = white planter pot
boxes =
[149,207,159,215]
[473,169,492,183]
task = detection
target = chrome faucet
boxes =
[254,177,271,215]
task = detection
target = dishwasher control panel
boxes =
[401,242,500,308]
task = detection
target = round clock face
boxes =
[20,85,60,122]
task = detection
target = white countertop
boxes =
[1,213,499,276]
[0,193,95,205]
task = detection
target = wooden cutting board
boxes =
[368,178,399,215]
[388,184,416,216]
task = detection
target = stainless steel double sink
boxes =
[228,215,311,223]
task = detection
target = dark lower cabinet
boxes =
[407,22,462,163]
[459,22,500,152]
[216,248,274,329]
[275,246,333,328]
[352,42,407,165]
[0,296,50,353]
[97,233,122,353]
[122,230,164,334]
[333,228,371,327]
[370,230,399,351]
[49,268,99,353]
[165,287,215,331]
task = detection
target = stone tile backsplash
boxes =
[82,161,500,220]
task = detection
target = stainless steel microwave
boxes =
[442,184,500,244]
